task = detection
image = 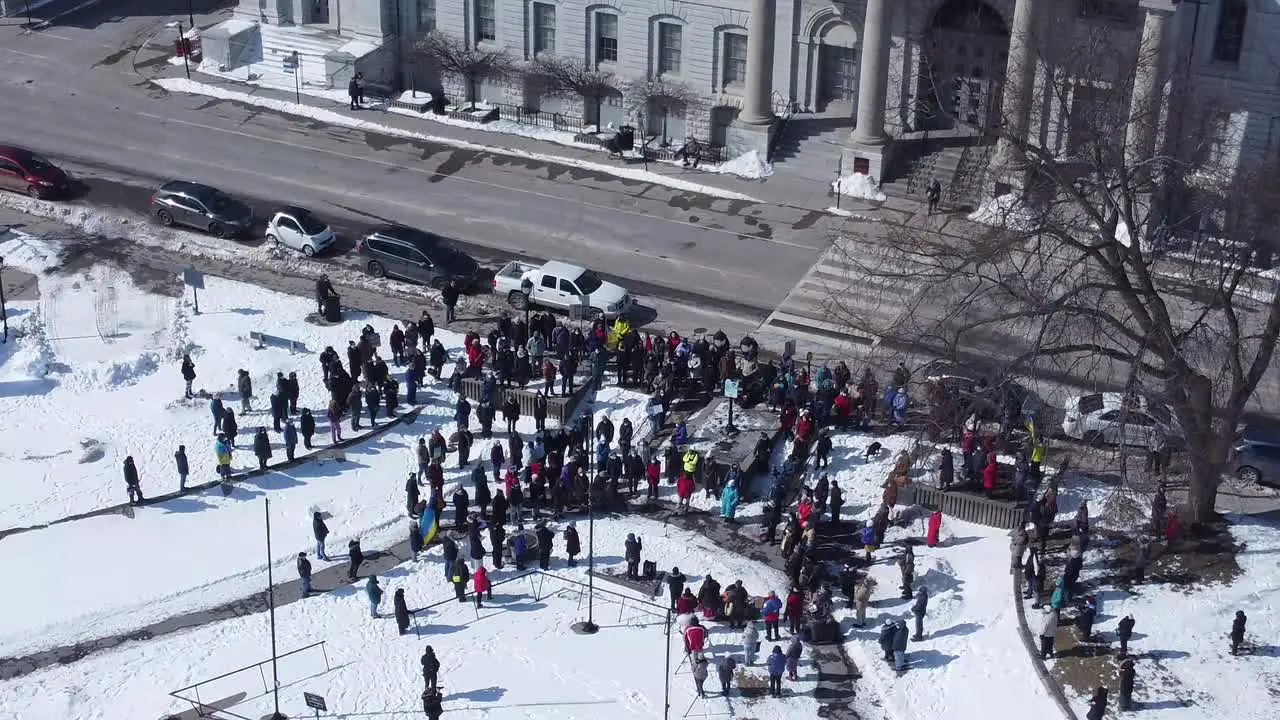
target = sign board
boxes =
[303,692,327,711]
[722,380,740,399]
[647,402,665,416]
[182,268,204,289]
[283,51,298,74]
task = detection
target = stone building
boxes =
[222,0,1276,200]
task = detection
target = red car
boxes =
[0,145,70,199]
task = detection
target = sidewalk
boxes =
[147,57,902,215]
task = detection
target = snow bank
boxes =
[968,193,1039,231]
[0,229,62,272]
[154,78,759,202]
[69,351,162,389]
[7,309,58,379]
[831,172,887,202]
[713,150,775,180]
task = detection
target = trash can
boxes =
[617,125,635,151]
[323,295,342,322]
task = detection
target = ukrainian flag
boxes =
[421,505,439,545]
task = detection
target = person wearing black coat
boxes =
[450,558,470,602]
[666,567,687,610]
[828,481,844,524]
[878,620,898,661]
[222,409,239,448]
[535,523,554,570]
[452,487,470,529]
[421,645,440,691]
[624,533,643,579]
[533,392,548,432]
[175,445,190,490]
[410,520,424,559]
[1085,687,1108,720]
[502,396,520,434]
[312,511,330,560]
[299,408,316,448]
[364,385,381,427]
[440,535,459,583]
[347,539,364,580]
[406,474,421,518]
[346,342,362,379]
[270,390,285,432]
[252,427,272,470]
[472,465,491,516]
[456,429,473,469]
[297,552,312,597]
[939,448,954,490]
[347,385,363,430]
[393,588,411,635]
[1117,615,1135,658]
[489,522,506,569]
[564,521,581,565]
[490,490,509,528]
[1231,610,1247,655]
[181,354,196,398]
[284,372,299,414]
[1117,658,1135,711]
[468,522,486,561]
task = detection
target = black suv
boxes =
[356,225,480,289]
[150,181,254,238]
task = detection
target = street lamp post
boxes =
[186,0,195,29]
[264,499,288,720]
[174,21,191,80]
[571,402,598,635]
[0,255,8,344]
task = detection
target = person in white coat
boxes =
[1038,606,1059,659]
[742,622,760,665]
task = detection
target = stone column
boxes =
[994,0,1039,168]
[852,0,892,145]
[1126,3,1174,169]
[739,0,777,125]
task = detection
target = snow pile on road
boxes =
[831,172,888,202]
[713,151,776,180]
[0,513,819,720]
[968,193,1039,231]
[154,78,759,202]
[0,228,62,272]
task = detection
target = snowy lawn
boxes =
[152,77,760,201]
[0,268,555,658]
[0,515,820,720]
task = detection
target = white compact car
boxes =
[265,206,336,256]
[1061,392,1180,447]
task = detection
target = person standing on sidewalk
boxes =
[365,574,382,617]
[174,445,189,490]
[297,552,312,597]
[441,281,460,324]
[123,456,143,504]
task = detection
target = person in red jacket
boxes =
[473,564,492,608]
[677,472,695,514]
[983,457,998,497]
[646,459,661,501]
[684,617,708,654]
[833,391,852,419]
[797,498,814,527]
[676,588,699,615]
[780,401,797,436]
[784,588,804,635]
[795,411,814,445]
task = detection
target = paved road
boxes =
[0,4,842,339]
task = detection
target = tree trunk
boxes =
[1185,451,1219,525]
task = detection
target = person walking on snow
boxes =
[297,552,312,597]
[393,588,411,634]
[181,353,196,398]
[123,456,143,504]
[450,557,471,603]
[766,646,786,697]
[365,575,383,618]
[762,591,783,640]
[720,478,740,522]
[666,566,687,610]
[347,539,364,580]
[911,586,929,640]
[472,564,492,608]
[1231,610,1248,655]
[1117,615,1135,658]
[742,622,760,665]
[421,646,440,692]
[1038,606,1058,659]
[716,654,737,697]
[174,445,189,490]
[692,655,709,698]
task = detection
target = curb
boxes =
[1011,558,1082,720]
[0,406,424,542]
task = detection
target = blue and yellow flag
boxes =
[421,505,439,546]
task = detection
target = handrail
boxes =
[169,640,328,693]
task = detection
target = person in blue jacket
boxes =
[860,522,878,562]
[282,419,298,462]
[765,645,786,697]
[365,575,383,618]
[720,478,741,523]
[673,421,689,446]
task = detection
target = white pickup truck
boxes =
[492,260,634,320]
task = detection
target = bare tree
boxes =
[526,55,619,126]
[413,30,514,109]
[825,18,1280,524]
[624,76,704,144]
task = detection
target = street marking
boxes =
[130,109,819,252]
[0,46,52,60]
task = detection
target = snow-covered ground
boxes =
[153,77,761,200]
[0,515,821,720]
[0,259,543,658]
[967,193,1039,231]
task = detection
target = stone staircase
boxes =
[881,138,994,211]
[770,115,854,183]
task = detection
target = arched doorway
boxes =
[917,0,1009,133]
[816,21,859,113]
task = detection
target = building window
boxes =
[1207,111,1232,165]
[1212,0,1247,64]
[417,0,436,32]
[533,3,556,55]
[475,0,497,43]
[596,12,618,63]
[723,33,748,85]
[657,22,682,75]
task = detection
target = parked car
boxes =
[150,181,254,238]
[492,260,633,320]
[920,361,1040,425]
[266,206,335,256]
[1061,392,1180,447]
[0,145,70,199]
[355,225,480,289]
[1232,424,1280,488]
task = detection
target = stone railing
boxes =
[898,483,1023,530]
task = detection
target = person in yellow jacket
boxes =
[683,449,700,475]
[608,316,632,350]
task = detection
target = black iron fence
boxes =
[493,102,588,134]
[168,641,331,720]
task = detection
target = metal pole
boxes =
[187,0,195,29]
[295,56,302,104]
[265,499,286,720]
[663,609,672,720]
[587,444,596,628]
[835,154,843,210]
[0,256,7,344]
[177,22,191,80]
